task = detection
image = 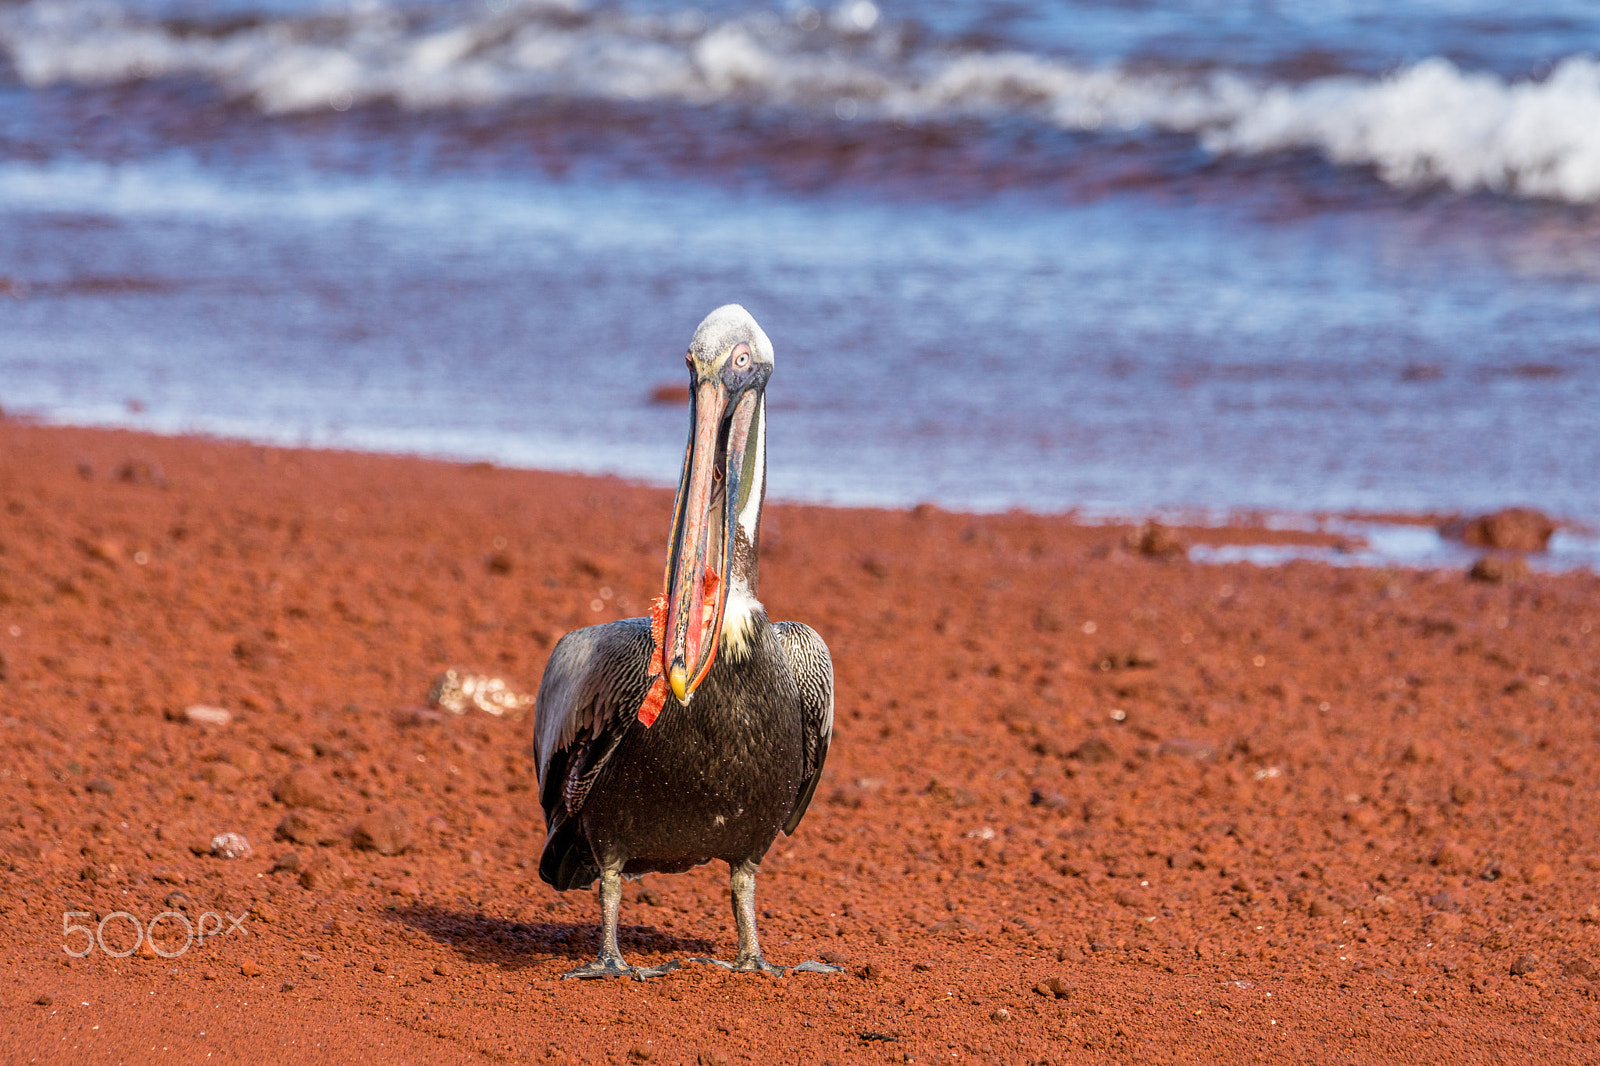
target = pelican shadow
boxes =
[389,903,715,970]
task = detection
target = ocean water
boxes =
[1,0,1597,556]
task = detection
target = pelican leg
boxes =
[563,867,679,981]
[692,860,841,977]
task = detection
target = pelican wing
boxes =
[533,618,652,778]
[533,617,653,889]
[773,620,834,835]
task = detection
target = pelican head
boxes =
[660,304,774,705]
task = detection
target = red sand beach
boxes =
[2,421,1598,1064]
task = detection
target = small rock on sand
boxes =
[183,705,232,726]
[1510,953,1539,976]
[1126,521,1186,560]
[299,854,355,892]
[352,807,413,856]
[1448,508,1555,553]
[276,810,338,847]
[210,832,253,860]
[428,669,533,719]
[273,768,338,811]
[1030,789,1069,811]
[1034,977,1075,999]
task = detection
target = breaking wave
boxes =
[4,0,1600,202]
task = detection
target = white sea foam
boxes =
[3,0,1599,201]
[1203,57,1600,203]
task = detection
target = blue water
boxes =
[1,0,1597,548]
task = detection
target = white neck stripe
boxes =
[736,395,765,544]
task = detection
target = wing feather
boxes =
[532,617,654,891]
[773,620,833,835]
[533,617,653,816]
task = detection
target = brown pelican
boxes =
[533,305,838,980]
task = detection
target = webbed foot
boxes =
[791,960,844,974]
[630,959,681,982]
[562,955,680,981]
[690,954,787,977]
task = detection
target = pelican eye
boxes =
[731,343,751,369]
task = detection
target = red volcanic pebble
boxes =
[1,421,1599,1064]
[1447,507,1556,553]
[276,810,337,847]
[351,807,414,856]
[273,768,340,811]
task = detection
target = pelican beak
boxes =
[661,376,761,705]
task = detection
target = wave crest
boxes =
[1203,57,1600,203]
[4,0,1599,202]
